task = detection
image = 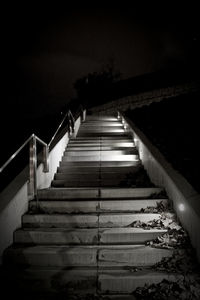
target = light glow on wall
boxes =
[178,203,185,212]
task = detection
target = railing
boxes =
[0,107,83,201]
[48,110,75,149]
[117,111,129,131]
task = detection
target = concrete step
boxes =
[38,187,164,199]
[61,154,139,162]
[22,213,161,228]
[59,161,141,168]
[4,245,174,267]
[98,198,168,212]
[51,178,146,187]
[22,214,99,228]
[52,179,124,187]
[86,116,117,121]
[79,126,124,131]
[67,143,134,148]
[57,165,141,174]
[38,188,99,199]
[98,245,174,267]
[81,122,123,127]
[77,133,130,137]
[4,246,97,267]
[69,138,133,142]
[99,227,167,244]
[14,228,99,245]
[78,130,125,134]
[100,187,164,199]
[70,136,132,140]
[29,198,168,214]
[3,266,182,296]
[66,145,135,150]
[54,172,139,180]
[98,270,181,294]
[99,213,161,228]
[64,150,138,156]
[30,199,99,213]
[55,173,100,180]
[14,227,167,245]
[3,267,97,295]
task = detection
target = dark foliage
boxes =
[125,90,200,193]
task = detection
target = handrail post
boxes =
[82,109,86,122]
[43,145,49,172]
[68,110,75,136]
[29,135,38,203]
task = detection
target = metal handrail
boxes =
[0,108,81,203]
[48,109,75,148]
[0,134,49,204]
[0,134,33,173]
[0,134,48,174]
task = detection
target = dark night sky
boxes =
[2,3,200,118]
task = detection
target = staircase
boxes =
[2,115,186,299]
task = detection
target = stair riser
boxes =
[14,229,167,245]
[4,248,97,267]
[51,179,146,187]
[64,150,137,156]
[3,268,181,295]
[57,168,141,175]
[70,137,133,140]
[66,146,135,150]
[61,155,139,162]
[68,142,134,146]
[38,187,164,199]
[79,122,122,125]
[79,127,124,131]
[4,269,97,294]
[99,272,180,294]
[99,229,167,245]
[22,214,161,228]
[30,199,168,214]
[4,246,173,267]
[54,172,139,180]
[59,161,141,168]
[77,133,131,137]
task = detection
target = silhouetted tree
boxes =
[73,59,121,108]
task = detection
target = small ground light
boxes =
[179,203,185,212]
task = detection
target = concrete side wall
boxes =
[0,113,84,263]
[123,116,200,261]
[0,170,29,264]
[37,131,69,189]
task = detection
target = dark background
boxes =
[2,3,200,118]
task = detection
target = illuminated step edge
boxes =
[62,154,139,162]
[64,150,138,156]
